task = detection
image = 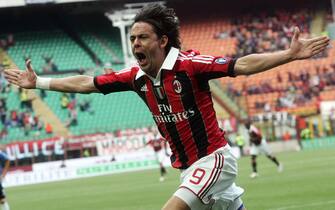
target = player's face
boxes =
[130,22,167,77]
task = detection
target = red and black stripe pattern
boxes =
[94,49,235,169]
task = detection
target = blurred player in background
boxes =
[245,121,283,178]
[4,3,330,210]
[234,133,245,156]
[145,130,169,182]
[0,147,10,210]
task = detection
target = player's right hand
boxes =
[4,59,37,89]
[289,26,330,60]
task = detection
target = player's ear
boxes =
[160,35,168,49]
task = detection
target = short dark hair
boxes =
[133,3,181,52]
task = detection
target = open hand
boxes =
[289,26,330,60]
[3,59,37,89]
[104,67,114,74]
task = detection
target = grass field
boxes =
[7,148,335,210]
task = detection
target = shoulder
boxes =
[175,50,204,70]
[96,66,139,81]
[177,50,216,65]
[177,50,200,62]
[115,66,140,77]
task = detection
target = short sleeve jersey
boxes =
[94,47,236,169]
[248,125,263,145]
[147,136,165,152]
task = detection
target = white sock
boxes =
[1,202,10,210]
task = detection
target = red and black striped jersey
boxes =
[248,125,263,145]
[146,136,165,152]
[94,47,236,169]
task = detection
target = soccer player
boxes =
[245,121,283,178]
[235,133,245,157]
[145,130,169,182]
[3,3,329,210]
[0,148,10,210]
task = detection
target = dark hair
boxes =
[133,3,181,52]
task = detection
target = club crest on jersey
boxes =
[215,57,227,64]
[173,79,182,94]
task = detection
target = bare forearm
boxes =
[47,75,98,93]
[234,49,294,76]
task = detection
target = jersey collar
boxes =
[135,47,179,83]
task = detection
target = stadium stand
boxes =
[66,14,125,71]
[178,5,335,116]
[7,30,96,73]
[1,11,156,142]
[0,0,334,146]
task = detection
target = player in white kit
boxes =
[145,132,169,182]
[245,122,283,178]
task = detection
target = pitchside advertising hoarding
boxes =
[6,118,231,161]
[4,130,239,187]
[5,138,65,160]
[4,132,172,187]
[5,157,161,187]
[5,132,155,161]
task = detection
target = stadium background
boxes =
[0,0,335,209]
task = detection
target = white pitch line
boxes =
[267,200,335,210]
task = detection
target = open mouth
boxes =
[135,52,147,66]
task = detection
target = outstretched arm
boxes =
[4,60,99,93]
[234,27,330,76]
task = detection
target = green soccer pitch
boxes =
[7,148,335,210]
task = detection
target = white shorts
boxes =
[174,145,244,210]
[250,139,272,156]
[154,150,167,164]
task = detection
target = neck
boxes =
[146,50,167,78]
[146,68,159,78]
[147,57,165,78]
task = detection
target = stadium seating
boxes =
[67,15,125,71]
[179,8,335,116]
[1,4,335,144]
[0,87,51,143]
[0,14,157,142]
[7,30,96,72]
[42,89,154,136]
[181,18,237,56]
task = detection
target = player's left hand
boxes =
[289,26,330,60]
[104,68,114,74]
